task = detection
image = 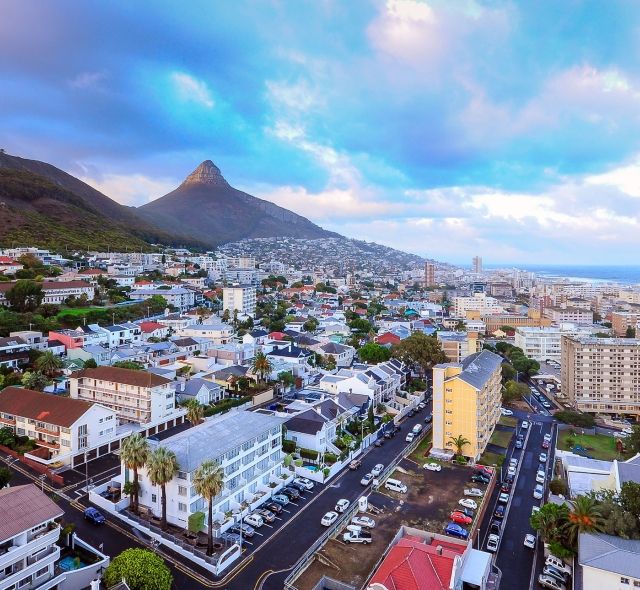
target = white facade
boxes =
[222,285,257,317]
[453,293,504,317]
[176,323,233,344]
[129,287,196,311]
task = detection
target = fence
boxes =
[0,444,65,486]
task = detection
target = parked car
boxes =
[521,420,529,429]
[501,482,511,493]
[533,484,544,500]
[543,433,552,442]
[256,509,276,523]
[424,413,433,424]
[244,513,264,528]
[408,409,416,417]
[374,438,384,447]
[444,522,468,539]
[539,452,548,463]
[450,511,472,525]
[360,473,374,486]
[405,432,415,443]
[524,533,536,549]
[423,462,441,472]
[494,505,505,519]
[503,474,515,485]
[489,519,502,535]
[351,516,376,529]
[230,523,255,538]
[498,492,509,504]
[349,459,362,470]
[384,429,394,439]
[84,507,105,525]
[264,501,283,514]
[293,477,314,490]
[272,494,290,506]
[343,530,372,544]
[542,440,550,449]
[371,463,384,477]
[486,534,499,552]
[456,507,475,518]
[464,488,483,497]
[531,505,540,516]
[471,473,490,484]
[542,566,570,586]
[536,470,546,484]
[418,402,426,410]
[507,465,517,477]
[509,458,518,468]
[282,487,301,500]
[335,499,350,513]
[458,498,477,510]
[500,407,514,416]
[515,439,523,449]
[545,556,573,576]
[321,511,339,526]
[385,478,408,494]
[221,531,242,544]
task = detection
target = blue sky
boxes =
[2,0,640,264]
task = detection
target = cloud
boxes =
[69,70,107,90]
[79,172,177,206]
[170,72,215,108]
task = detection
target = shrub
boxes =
[203,396,251,417]
[282,440,296,453]
[299,448,319,460]
[549,479,568,495]
[104,549,172,590]
[555,411,595,428]
[324,452,338,464]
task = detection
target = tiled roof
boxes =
[73,366,171,388]
[0,484,63,543]
[0,386,95,427]
[456,350,502,390]
[580,532,640,578]
[139,321,166,333]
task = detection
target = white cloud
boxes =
[171,72,215,108]
[69,70,107,90]
[585,159,640,198]
[80,173,177,206]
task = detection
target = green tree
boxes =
[325,354,337,371]
[185,399,204,426]
[358,342,391,364]
[626,326,637,338]
[278,371,295,389]
[112,361,145,370]
[391,332,447,378]
[349,318,373,333]
[303,317,318,332]
[448,434,471,456]
[104,548,172,590]
[566,495,603,547]
[147,295,169,314]
[221,309,230,323]
[530,502,570,544]
[34,351,63,378]
[83,358,98,369]
[502,380,529,403]
[21,371,50,391]
[501,363,516,383]
[192,460,225,556]
[6,280,44,312]
[251,351,273,383]
[120,434,150,514]
[0,466,11,488]
[146,447,179,530]
[629,425,640,455]
[620,482,640,519]
[368,404,375,429]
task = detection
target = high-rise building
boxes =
[472,256,483,274]
[431,350,503,461]
[222,284,257,317]
[424,262,435,287]
[561,335,640,417]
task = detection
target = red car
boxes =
[542,440,550,449]
[450,511,473,525]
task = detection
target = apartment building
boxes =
[0,387,117,466]
[453,293,503,317]
[69,366,179,425]
[424,262,435,287]
[0,484,64,590]
[129,286,196,311]
[611,312,640,337]
[130,410,285,530]
[175,322,234,344]
[431,350,503,461]
[222,285,257,317]
[481,311,552,334]
[0,281,95,307]
[515,324,597,362]
[544,306,594,325]
[437,331,479,363]
[561,336,640,418]
[579,532,640,590]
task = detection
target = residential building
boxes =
[175,322,233,344]
[424,262,435,287]
[130,410,285,529]
[222,285,256,317]
[561,336,640,418]
[175,378,224,405]
[472,255,483,274]
[312,341,355,367]
[481,311,552,334]
[8,331,48,351]
[453,293,503,317]
[544,306,594,325]
[0,336,30,369]
[69,366,179,425]
[431,350,503,461]
[0,281,95,306]
[515,324,598,361]
[139,321,170,340]
[129,286,196,311]
[437,331,479,363]
[284,400,345,454]
[612,312,640,337]
[579,532,640,590]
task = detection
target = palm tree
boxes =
[192,460,225,556]
[120,434,150,514]
[251,351,273,383]
[185,399,204,426]
[566,495,603,546]
[35,351,63,378]
[146,447,179,530]
[448,434,471,457]
[530,503,569,543]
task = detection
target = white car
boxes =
[623,427,634,435]
[335,499,350,513]
[498,492,509,504]
[531,505,540,516]
[524,533,536,549]
[500,408,513,416]
[244,513,264,528]
[507,466,517,477]
[486,533,499,552]
[521,420,529,429]
[509,458,518,468]
[423,462,441,472]
[539,452,548,463]
[545,556,573,576]
[351,516,375,529]
[533,484,544,500]
[360,473,374,486]
[464,488,483,497]
[543,433,552,442]
[538,574,566,590]
[321,511,339,526]
[405,432,415,443]
[371,463,384,477]
[458,498,477,510]
[293,477,314,490]
[536,470,546,484]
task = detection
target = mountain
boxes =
[137,160,339,247]
[0,152,201,249]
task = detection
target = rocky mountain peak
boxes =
[181,160,229,187]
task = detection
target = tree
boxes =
[620,482,640,519]
[6,280,44,312]
[530,502,570,544]
[83,358,98,369]
[21,371,50,391]
[0,466,11,488]
[104,548,172,590]
[251,351,273,383]
[120,434,150,514]
[358,342,391,364]
[391,332,447,378]
[367,404,375,429]
[185,399,204,426]
[448,434,471,456]
[555,410,595,428]
[566,495,603,546]
[112,361,145,370]
[146,447,179,530]
[349,318,373,333]
[34,351,63,378]
[192,460,225,556]
[502,380,529,403]
[325,354,337,371]
[501,363,516,383]
[221,309,230,323]
[626,326,637,338]
[278,371,295,389]
[303,317,318,332]
[629,425,640,455]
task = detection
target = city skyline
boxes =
[3,1,640,264]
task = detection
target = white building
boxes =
[0,281,95,307]
[130,410,285,530]
[129,287,196,311]
[514,324,597,361]
[222,285,256,317]
[175,322,233,344]
[579,532,640,590]
[453,293,504,317]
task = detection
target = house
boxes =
[0,336,30,369]
[579,532,640,590]
[375,331,401,346]
[267,343,313,365]
[128,410,285,530]
[99,323,142,347]
[0,281,95,306]
[0,256,23,274]
[283,398,348,454]
[175,322,234,344]
[314,341,355,367]
[139,321,170,340]
[242,329,269,346]
[0,386,118,466]
[175,378,224,405]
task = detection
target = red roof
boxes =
[135,280,153,285]
[269,331,287,340]
[0,257,17,265]
[369,537,465,590]
[139,321,166,333]
[376,332,401,345]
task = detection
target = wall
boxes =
[0,444,65,485]
[58,536,110,590]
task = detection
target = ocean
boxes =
[486,265,640,285]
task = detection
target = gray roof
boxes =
[580,532,640,578]
[617,461,640,486]
[320,342,349,354]
[176,378,221,397]
[457,350,502,390]
[0,484,63,543]
[154,410,286,472]
[285,409,327,435]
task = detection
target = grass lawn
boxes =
[408,431,433,464]
[479,450,505,467]
[57,307,105,318]
[489,429,513,448]
[498,416,518,428]
[557,430,631,461]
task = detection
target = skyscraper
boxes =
[424,261,435,287]
[472,256,483,274]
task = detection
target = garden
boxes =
[557,430,632,461]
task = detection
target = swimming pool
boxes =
[58,556,86,571]
[303,465,320,472]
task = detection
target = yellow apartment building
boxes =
[431,350,503,461]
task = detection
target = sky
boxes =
[2,0,640,265]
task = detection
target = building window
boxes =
[178,486,187,496]
[151,494,157,503]
[177,471,188,480]
[35,566,48,578]
[178,502,187,512]
[621,579,630,585]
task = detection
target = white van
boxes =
[385,478,408,494]
[412,424,423,435]
[244,513,264,528]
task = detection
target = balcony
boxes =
[36,425,60,436]
[0,416,16,426]
[35,439,60,450]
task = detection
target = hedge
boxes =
[299,448,319,460]
[203,396,251,417]
[555,410,595,428]
[324,452,338,464]
[282,440,296,453]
